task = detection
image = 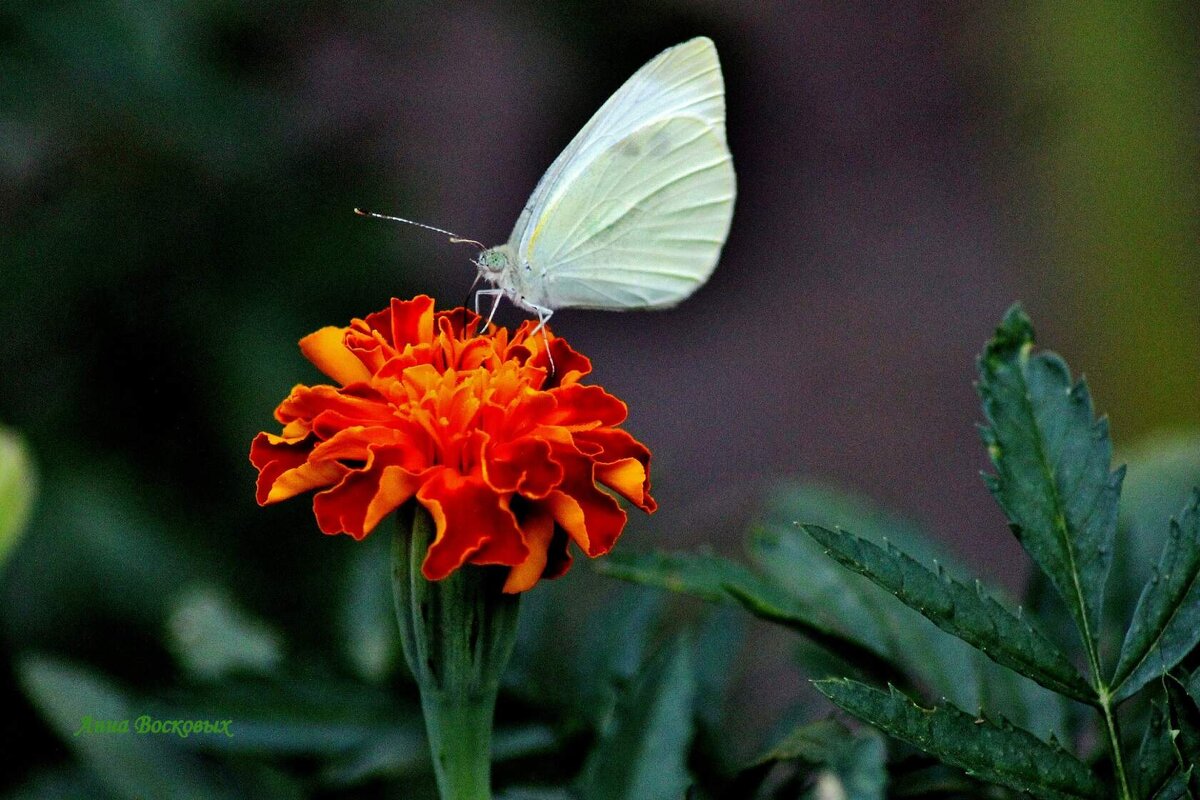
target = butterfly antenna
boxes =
[353,208,485,250]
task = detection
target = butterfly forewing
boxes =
[527,116,734,309]
[508,36,734,306]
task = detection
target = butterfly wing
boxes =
[509,37,735,310]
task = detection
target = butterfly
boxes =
[361,36,736,336]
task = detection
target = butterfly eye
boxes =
[478,250,508,274]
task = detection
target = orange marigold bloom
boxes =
[250,295,656,593]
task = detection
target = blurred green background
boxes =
[1,1,1197,797]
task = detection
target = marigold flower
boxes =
[250,296,656,593]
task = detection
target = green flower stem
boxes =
[392,502,520,800]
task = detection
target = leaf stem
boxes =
[1097,687,1132,800]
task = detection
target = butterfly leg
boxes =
[528,304,554,336]
[527,303,556,376]
[474,288,504,330]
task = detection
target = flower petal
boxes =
[417,469,527,580]
[250,432,348,504]
[300,326,372,386]
[502,504,556,593]
[546,385,628,428]
[482,436,563,498]
[544,450,627,557]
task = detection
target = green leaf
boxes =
[758,483,1073,733]
[748,719,886,800]
[16,654,241,800]
[1110,491,1200,702]
[802,524,1094,703]
[322,723,558,787]
[1188,668,1200,710]
[1151,770,1194,800]
[1167,673,1200,766]
[598,550,899,681]
[339,528,400,683]
[692,605,746,772]
[751,718,854,766]
[595,550,758,603]
[0,425,36,570]
[1166,675,1200,799]
[1112,432,1200,640]
[814,678,1104,800]
[579,635,696,800]
[145,677,412,756]
[1135,699,1184,799]
[977,304,1123,656]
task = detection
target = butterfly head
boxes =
[476,247,511,278]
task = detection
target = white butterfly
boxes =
[362,37,736,335]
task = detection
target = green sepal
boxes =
[977,304,1123,658]
[392,502,520,800]
[814,677,1104,800]
[802,524,1094,704]
[1111,491,1200,703]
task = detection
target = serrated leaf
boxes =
[802,524,1094,703]
[598,550,900,682]
[579,635,696,800]
[814,678,1104,800]
[1111,433,1200,645]
[1188,669,1200,710]
[1168,674,1200,767]
[977,304,1123,656]
[1152,770,1195,800]
[1165,675,1200,800]
[757,483,1072,742]
[1111,492,1200,702]
[1136,699,1183,799]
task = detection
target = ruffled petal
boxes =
[544,450,627,557]
[251,295,654,592]
[313,459,428,537]
[417,469,527,580]
[482,436,563,498]
[300,326,372,386]
[546,385,628,428]
[502,504,556,593]
[250,432,348,504]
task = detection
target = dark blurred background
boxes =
[1,1,1197,795]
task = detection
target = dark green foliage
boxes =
[577,636,696,800]
[1134,700,1182,799]
[1111,492,1200,702]
[802,524,1093,703]
[813,679,1103,800]
[977,306,1123,657]
[602,306,1200,799]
